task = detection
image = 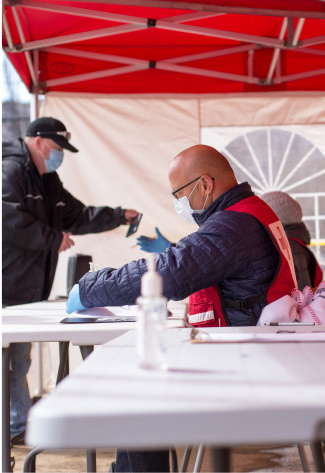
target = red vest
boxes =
[188,196,297,327]
[289,237,323,288]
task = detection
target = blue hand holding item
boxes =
[66,284,86,314]
[137,227,172,253]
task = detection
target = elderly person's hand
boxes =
[124,209,139,224]
[58,232,75,253]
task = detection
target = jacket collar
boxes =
[284,222,311,245]
[194,182,255,226]
[20,138,44,178]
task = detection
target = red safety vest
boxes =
[188,196,297,327]
[288,237,323,288]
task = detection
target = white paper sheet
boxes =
[73,305,139,318]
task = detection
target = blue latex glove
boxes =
[136,227,172,253]
[66,284,86,314]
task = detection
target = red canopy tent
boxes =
[2,0,325,96]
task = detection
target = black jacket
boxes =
[2,138,127,306]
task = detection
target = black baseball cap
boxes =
[25,117,79,153]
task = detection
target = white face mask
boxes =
[173,178,209,224]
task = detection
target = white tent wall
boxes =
[43,94,201,297]
[200,93,325,126]
[40,92,325,299]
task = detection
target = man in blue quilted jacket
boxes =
[67,144,295,472]
[68,144,293,325]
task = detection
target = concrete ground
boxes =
[11,443,316,472]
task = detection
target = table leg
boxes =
[23,447,43,472]
[310,442,325,472]
[80,346,96,471]
[86,449,96,472]
[179,445,193,472]
[211,447,230,472]
[56,342,70,384]
[193,444,205,473]
[297,443,310,472]
[79,345,94,361]
[34,342,44,397]
[170,447,178,473]
[2,347,11,473]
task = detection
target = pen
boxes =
[265,322,315,326]
[131,237,157,248]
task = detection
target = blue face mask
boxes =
[43,143,64,173]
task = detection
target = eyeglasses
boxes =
[36,131,72,141]
[171,176,215,198]
[171,176,201,198]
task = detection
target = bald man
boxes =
[67,144,296,327]
[66,144,297,473]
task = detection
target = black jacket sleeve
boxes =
[52,175,127,235]
[2,160,63,251]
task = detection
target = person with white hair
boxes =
[260,191,323,290]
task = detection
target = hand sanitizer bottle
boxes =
[137,254,167,370]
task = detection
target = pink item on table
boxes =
[257,281,325,325]
[298,282,325,325]
[257,295,298,326]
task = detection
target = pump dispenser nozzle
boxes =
[141,254,163,298]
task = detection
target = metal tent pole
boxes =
[30,52,44,398]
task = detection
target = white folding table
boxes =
[26,327,325,472]
[2,300,185,472]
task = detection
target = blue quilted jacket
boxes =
[79,182,279,325]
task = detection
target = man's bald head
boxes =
[169,145,237,202]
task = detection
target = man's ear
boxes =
[201,175,214,192]
[34,136,42,150]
